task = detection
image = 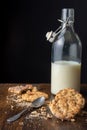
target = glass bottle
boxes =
[47,8,82,95]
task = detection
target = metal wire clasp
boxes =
[46,17,72,43]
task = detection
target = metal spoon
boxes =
[7,96,45,123]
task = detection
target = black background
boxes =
[1,0,87,83]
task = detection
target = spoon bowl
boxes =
[31,96,45,108]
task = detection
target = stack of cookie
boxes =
[8,84,48,102]
[49,88,85,121]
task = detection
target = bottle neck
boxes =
[61,21,74,32]
[61,9,75,31]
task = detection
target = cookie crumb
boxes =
[47,113,53,119]
[11,105,14,110]
[71,118,76,122]
[19,121,24,126]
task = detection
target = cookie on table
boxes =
[8,84,33,94]
[22,91,48,102]
[49,88,85,121]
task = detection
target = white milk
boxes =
[51,61,81,95]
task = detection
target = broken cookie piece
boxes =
[8,84,33,94]
[22,91,48,102]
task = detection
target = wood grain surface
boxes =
[0,84,87,130]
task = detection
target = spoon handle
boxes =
[7,107,31,123]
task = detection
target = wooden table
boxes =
[0,84,87,130]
